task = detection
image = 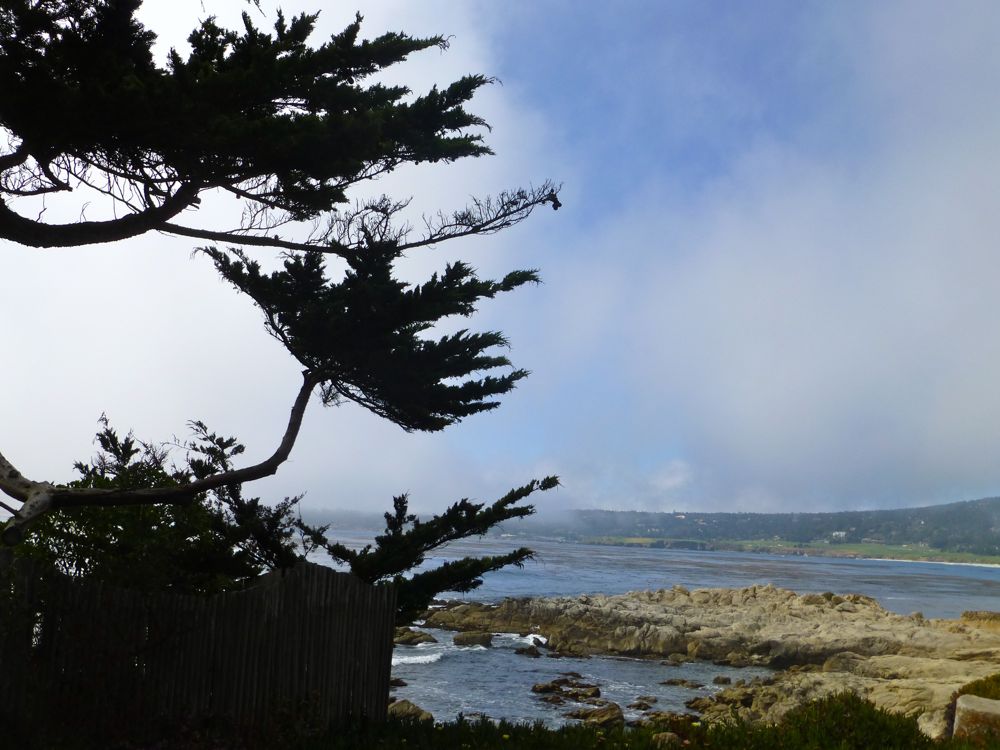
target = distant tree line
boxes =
[554,499,1000,556]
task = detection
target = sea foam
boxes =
[392,652,443,666]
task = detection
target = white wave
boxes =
[491,631,548,647]
[604,680,645,693]
[392,652,444,666]
[514,632,548,646]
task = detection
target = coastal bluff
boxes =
[424,585,1000,737]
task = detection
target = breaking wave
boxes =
[392,652,443,666]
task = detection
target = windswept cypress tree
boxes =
[0,2,559,605]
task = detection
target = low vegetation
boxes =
[309,694,996,750]
[715,539,1000,564]
[28,693,979,749]
[9,420,555,624]
[580,536,1000,566]
[547,498,1000,558]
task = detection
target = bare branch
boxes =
[0,144,28,172]
[0,452,40,504]
[1,184,70,197]
[0,183,201,248]
[0,370,322,545]
[53,370,321,506]
[222,183,289,212]
[38,160,71,192]
[161,222,350,256]
[397,183,561,253]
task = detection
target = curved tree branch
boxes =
[164,184,560,257]
[0,370,321,545]
[396,185,560,252]
[0,452,40,504]
[0,144,28,172]
[0,183,200,248]
[161,222,349,257]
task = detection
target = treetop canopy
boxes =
[0,1,498,245]
[0,0,559,544]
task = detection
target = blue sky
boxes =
[484,2,854,196]
[4,1,1000,518]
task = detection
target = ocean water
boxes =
[316,532,1000,724]
[390,628,770,726]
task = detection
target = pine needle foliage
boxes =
[302,477,559,622]
[206,247,539,432]
[15,418,558,619]
[0,3,490,223]
[15,418,302,594]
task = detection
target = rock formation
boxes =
[393,627,438,646]
[387,698,434,722]
[424,585,1000,738]
[452,631,493,647]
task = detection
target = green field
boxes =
[583,536,1000,566]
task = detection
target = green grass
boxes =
[725,539,1000,566]
[583,536,1000,566]
[586,536,662,546]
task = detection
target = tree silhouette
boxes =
[0,0,559,593]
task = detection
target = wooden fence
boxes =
[0,559,396,738]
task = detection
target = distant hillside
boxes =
[299,508,385,530]
[534,498,1000,557]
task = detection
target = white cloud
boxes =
[605,3,1000,510]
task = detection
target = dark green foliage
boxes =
[207,247,538,432]
[15,418,302,593]
[16,419,556,617]
[0,3,487,219]
[570,497,1000,556]
[708,692,934,750]
[321,717,680,750]
[312,694,979,750]
[8,684,990,748]
[955,673,1000,702]
[300,477,559,623]
[155,693,979,749]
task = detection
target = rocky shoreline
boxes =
[422,585,1000,738]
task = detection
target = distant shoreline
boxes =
[860,555,1000,570]
[574,536,1000,568]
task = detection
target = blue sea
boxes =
[316,533,1000,725]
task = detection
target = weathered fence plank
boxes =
[0,560,395,740]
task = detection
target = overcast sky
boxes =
[4,1,1000,518]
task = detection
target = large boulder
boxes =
[566,702,624,727]
[394,627,438,646]
[953,694,1000,741]
[453,631,493,647]
[387,699,433,722]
